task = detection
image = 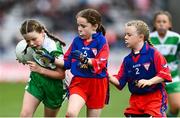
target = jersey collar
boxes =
[131,42,149,55]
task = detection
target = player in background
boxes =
[109,20,172,117]
[19,19,66,117]
[150,11,180,117]
[42,8,109,117]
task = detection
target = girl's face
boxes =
[154,14,171,34]
[124,26,142,49]
[23,31,44,49]
[77,16,97,39]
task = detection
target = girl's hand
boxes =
[71,50,88,64]
[27,61,43,73]
[136,79,153,88]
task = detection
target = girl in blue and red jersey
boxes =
[109,20,172,117]
[42,8,109,117]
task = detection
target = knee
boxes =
[20,110,33,117]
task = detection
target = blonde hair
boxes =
[125,20,153,46]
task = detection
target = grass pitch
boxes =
[0,82,130,117]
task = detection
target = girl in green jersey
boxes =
[18,19,66,117]
[150,11,180,117]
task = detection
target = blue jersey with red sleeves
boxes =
[64,32,109,78]
[115,42,172,94]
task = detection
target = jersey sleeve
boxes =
[63,40,76,70]
[154,50,172,82]
[113,60,128,90]
[91,40,109,74]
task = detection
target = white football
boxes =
[15,40,34,64]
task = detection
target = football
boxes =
[15,40,34,64]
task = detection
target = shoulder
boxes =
[70,36,82,46]
[43,36,57,52]
[93,32,107,43]
[150,31,158,37]
[150,46,161,57]
[73,36,80,42]
[167,30,180,37]
[147,45,157,55]
[123,53,131,64]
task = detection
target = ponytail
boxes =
[97,24,106,36]
[146,38,153,46]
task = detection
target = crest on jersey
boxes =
[143,62,150,71]
[92,48,97,56]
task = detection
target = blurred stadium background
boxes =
[0,0,180,117]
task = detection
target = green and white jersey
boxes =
[25,34,66,108]
[32,34,63,69]
[150,30,180,83]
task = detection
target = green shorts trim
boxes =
[26,74,66,109]
[165,82,180,94]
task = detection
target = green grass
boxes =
[0,82,130,117]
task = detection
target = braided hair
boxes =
[20,19,66,53]
[20,19,66,46]
[125,20,153,46]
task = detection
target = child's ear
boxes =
[93,24,98,31]
[139,34,145,41]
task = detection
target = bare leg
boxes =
[87,108,102,117]
[167,93,180,117]
[44,107,59,117]
[20,91,40,117]
[66,94,85,117]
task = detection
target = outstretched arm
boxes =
[109,74,120,86]
[108,61,127,90]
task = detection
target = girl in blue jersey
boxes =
[42,8,109,117]
[150,11,180,117]
[18,19,66,117]
[109,20,172,117]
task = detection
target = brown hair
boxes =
[125,20,153,46]
[76,8,106,36]
[20,19,66,46]
[152,11,172,31]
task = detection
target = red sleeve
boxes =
[91,43,109,74]
[113,62,127,90]
[63,43,76,69]
[114,63,124,81]
[154,50,172,82]
[64,44,72,61]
